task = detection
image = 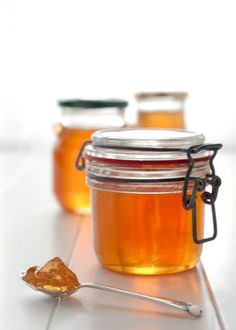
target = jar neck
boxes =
[137,97,185,112]
[87,177,190,194]
[58,107,125,129]
[86,159,210,182]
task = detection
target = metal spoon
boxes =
[20,270,202,317]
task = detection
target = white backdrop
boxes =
[1,0,236,148]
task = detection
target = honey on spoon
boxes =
[20,257,202,317]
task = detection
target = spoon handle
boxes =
[80,282,202,317]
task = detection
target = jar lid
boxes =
[135,92,188,100]
[92,128,204,148]
[86,128,208,162]
[58,99,128,109]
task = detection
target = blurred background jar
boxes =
[53,99,128,214]
[135,92,187,129]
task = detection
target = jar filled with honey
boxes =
[136,92,187,129]
[53,99,128,214]
[77,128,222,275]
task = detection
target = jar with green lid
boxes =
[53,99,128,214]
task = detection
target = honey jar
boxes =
[135,92,187,129]
[53,99,128,214]
[77,128,222,275]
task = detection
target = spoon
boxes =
[20,270,202,317]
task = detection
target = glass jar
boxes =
[135,92,187,129]
[77,128,222,275]
[53,99,128,214]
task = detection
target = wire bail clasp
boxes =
[75,140,92,171]
[183,144,222,244]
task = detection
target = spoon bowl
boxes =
[20,270,77,298]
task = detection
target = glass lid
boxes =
[91,128,205,149]
[85,128,209,162]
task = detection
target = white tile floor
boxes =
[1,148,233,329]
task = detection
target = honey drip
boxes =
[91,190,204,275]
[23,257,80,292]
[53,127,94,213]
[137,110,185,129]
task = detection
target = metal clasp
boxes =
[183,144,222,244]
[75,140,92,170]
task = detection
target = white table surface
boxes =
[0,146,234,330]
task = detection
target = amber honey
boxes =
[91,187,204,275]
[53,127,94,213]
[137,110,185,129]
[23,257,80,292]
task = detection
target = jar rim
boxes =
[135,92,188,100]
[86,154,210,165]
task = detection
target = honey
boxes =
[53,127,94,213]
[81,128,222,275]
[91,187,204,275]
[137,110,185,129]
[23,257,80,292]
